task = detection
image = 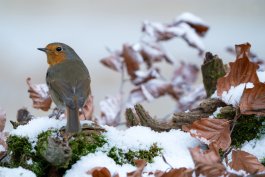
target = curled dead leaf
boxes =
[189,146,226,177]
[127,159,146,177]
[100,50,123,72]
[132,68,161,85]
[183,118,231,151]
[229,150,265,174]
[217,44,259,96]
[155,168,193,177]
[26,77,52,111]
[87,167,111,177]
[139,42,173,67]
[174,12,209,36]
[122,44,142,80]
[239,83,265,116]
[128,79,178,105]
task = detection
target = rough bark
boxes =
[126,99,227,131]
[201,52,226,97]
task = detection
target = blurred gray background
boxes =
[0,0,265,130]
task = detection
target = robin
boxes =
[38,42,91,133]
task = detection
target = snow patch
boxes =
[66,126,200,177]
[241,135,265,161]
[0,167,36,177]
[212,83,253,106]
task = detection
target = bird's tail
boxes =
[66,106,81,133]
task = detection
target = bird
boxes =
[38,42,91,133]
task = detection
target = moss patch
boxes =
[107,143,162,165]
[69,132,107,165]
[231,115,265,148]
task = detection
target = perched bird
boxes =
[38,42,91,133]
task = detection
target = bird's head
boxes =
[38,42,80,66]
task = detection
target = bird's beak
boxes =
[37,48,48,52]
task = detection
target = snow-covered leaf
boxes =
[26,77,52,111]
[176,85,206,111]
[140,42,173,67]
[100,50,123,72]
[99,95,121,126]
[122,44,143,80]
[217,44,259,96]
[128,79,178,105]
[183,118,231,151]
[174,12,209,36]
[229,150,265,174]
[133,68,161,85]
[171,62,199,87]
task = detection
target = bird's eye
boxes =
[56,47,63,52]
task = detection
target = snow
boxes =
[0,144,5,152]
[65,152,135,177]
[211,83,254,106]
[257,71,265,83]
[10,117,93,148]
[212,71,265,106]
[33,83,49,98]
[209,107,222,118]
[175,12,207,26]
[65,126,200,177]
[241,135,265,161]
[0,167,36,177]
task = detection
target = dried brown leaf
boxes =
[142,21,205,54]
[172,62,199,86]
[189,146,226,177]
[139,42,173,67]
[128,79,178,105]
[87,167,111,177]
[239,83,265,115]
[155,168,193,177]
[235,43,251,59]
[183,118,231,151]
[133,68,161,85]
[127,160,146,177]
[0,108,6,132]
[27,77,52,111]
[217,44,259,96]
[122,44,142,80]
[174,12,209,36]
[229,150,265,174]
[100,51,123,72]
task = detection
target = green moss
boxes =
[69,133,107,164]
[107,143,162,165]
[7,136,33,166]
[231,115,265,148]
[36,130,53,156]
[5,135,48,177]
